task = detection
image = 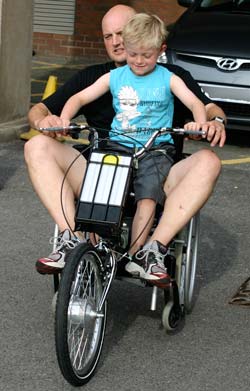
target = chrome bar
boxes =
[150,286,158,311]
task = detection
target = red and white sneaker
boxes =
[36,229,80,274]
[125,240,170,288]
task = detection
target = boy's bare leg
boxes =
[151,149,221,245]
[129,198,156,255]
[24,134,86,234]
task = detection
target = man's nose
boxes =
[112,34,121,46]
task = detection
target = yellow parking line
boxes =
[221,157,250,165]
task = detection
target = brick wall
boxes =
[33,0,185,60]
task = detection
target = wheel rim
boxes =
[162,302,181,331]
[168,307,180,329]
[184,213,199,311]
[67,251,104,377]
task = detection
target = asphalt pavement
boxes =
[1,56,250,391]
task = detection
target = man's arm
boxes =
[176,65,227,147]
[28,70,85,133]
[203,102,226,148]
[28,102,66,137]
[170,74,207,125]
[162,64,226,147]
[60,73,110,125]
[189,102,226,148]
[28,63,115,136]
[205,102,226,122]
[28,69,87,133]
[28,102,51,129]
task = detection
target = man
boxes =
[25,4,226,279]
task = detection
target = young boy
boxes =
[60,13,207,287]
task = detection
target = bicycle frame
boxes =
[45,124,203,385]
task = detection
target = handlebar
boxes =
[39,123,206,157]
[133,127,205,158]
[38,123,205,138]
[38,124,92,139]
[38,124,206,160]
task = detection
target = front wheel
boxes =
[55,243,107,386]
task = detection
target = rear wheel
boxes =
[174,213,199,313]
[184,213,199,312]
[55,243,107,386]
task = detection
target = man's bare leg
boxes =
[125,149,221,286]
[150,149,221,245]
[24,134,86,234]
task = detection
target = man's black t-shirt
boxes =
[43,61,211,137]
[43,62,116,139]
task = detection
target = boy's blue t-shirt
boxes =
[109,64,174,147]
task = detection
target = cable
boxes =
[59,126,175,253]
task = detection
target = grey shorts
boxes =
[102,140,176,206]
[133,144,175,205]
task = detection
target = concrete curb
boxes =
[0,117,29,142]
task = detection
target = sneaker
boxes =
[116,254,133,278]
[36,229,81,275]
[125,240,170,288]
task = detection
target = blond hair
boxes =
[122,13,167,49]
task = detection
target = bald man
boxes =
[25,5,226,277]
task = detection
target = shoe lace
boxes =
[49,233,79,252]
[135,248,165,267]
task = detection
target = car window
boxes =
[199,0,250,11]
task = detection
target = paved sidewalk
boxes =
[1,55,250,391]
[1,137,250,391]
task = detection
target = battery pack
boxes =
[75,151,133,238]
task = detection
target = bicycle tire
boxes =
[174,212,199,313]
[55,242,107,386]
[184,213,199,313]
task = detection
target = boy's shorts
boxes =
[102,140,176,206]
[133,144,176,205]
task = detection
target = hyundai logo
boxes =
[217,58,240,71]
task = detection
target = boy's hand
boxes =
[184,121,204,140]
[184,120,226,148]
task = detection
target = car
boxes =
[165,0,250,132]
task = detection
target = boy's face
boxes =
[125,44,164,76]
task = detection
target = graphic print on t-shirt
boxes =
[115,86,141,130]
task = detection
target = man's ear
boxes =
[160,43,167,54]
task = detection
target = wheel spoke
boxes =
[67,251,103,372]
[55,244,107,385]
[72,329,87,368]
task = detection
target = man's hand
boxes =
[35,115,69,138]
[201,119,226,148]
[184,119,226,148]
